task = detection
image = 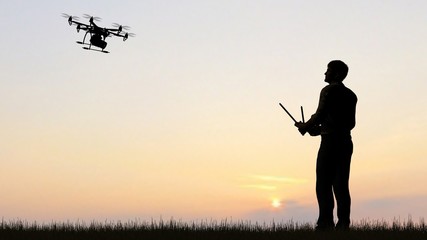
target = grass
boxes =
[1,218,427,240]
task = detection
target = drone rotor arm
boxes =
[112,23,130,29]
[104,28,121,32]
[69,20,90,28]
[108,31,124,38]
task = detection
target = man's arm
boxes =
[307,125,321,136]
[295,86,329,135]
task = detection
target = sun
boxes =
[271,198,282,208]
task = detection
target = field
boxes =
[1,218,426,240]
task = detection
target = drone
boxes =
[62,13,135,53]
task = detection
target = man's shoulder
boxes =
[320,84,334,93]
[320,83,340,95]
[323,83,357,99]
[328,83,355,93]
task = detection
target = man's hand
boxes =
[294,121,307,136]
[295,122,321,136]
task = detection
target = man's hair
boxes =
[328,60,349,81]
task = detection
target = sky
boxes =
[1,0,427,224]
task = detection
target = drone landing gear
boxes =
[82,47,109,53]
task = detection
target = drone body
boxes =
[62,14,135,53]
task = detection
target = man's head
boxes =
[324,60,348,83]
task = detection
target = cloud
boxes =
[250,175,308,184]
[241,195,427,224]
[240,185,277,191]
[352,195,427,222]
[238,174,308,191]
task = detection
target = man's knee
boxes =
[333,183,350,200]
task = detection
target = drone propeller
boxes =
[62,13,80,25]
[83,14,101,22]
[61,13,80,20]
[112,23,131,32]
[123,32,136,41]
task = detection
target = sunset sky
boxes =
[1,0,427,224]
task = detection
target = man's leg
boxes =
[316,136,335,229]
[333,135,353,229]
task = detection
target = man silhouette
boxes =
[295,60,357,230]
